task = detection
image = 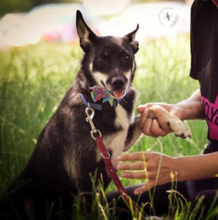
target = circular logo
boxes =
[158,7,179,28]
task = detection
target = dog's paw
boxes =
[166,117,191,139]
[149,105,191,139]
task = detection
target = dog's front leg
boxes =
[76,175,94,215]
[124,116,142,152]
[148,105,191,138]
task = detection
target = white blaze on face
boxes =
[93,72,108,88]
[89,63,107,87]
[124,70,131,87]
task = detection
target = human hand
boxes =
[137,89,203,138]
[117,152,177,195]
[137,103,173,137]
[137,103,192,139]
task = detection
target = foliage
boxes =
[0,0,82,16]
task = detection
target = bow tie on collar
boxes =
[90,85,120,107]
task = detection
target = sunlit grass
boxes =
[0,36,209,219]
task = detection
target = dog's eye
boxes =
[97,56,106,64]
[123,54,131,63]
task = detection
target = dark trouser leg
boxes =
[187,143,218,219]
[107,181,189,219]
[190,189,218,220]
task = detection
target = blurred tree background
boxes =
[0,0,185,17]
[0,0,81,16]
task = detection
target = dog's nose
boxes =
[112,78,125,89]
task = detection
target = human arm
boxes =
[137,89,205,137]
[117,151,218,195]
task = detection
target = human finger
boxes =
[138,109,170,137]
[120,171,147,179]
[137,104,153,114]
[149,106,172,133]
[138,108,151,129]
[140,118,155,136]
[117,162,145,171]
[117,152,145,162]
[137,103,172,114]
[134,181,154,195]
[145,119,167,137]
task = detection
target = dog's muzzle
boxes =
[107,76,128,99]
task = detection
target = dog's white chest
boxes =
[96,104,131,167]
[114,104,130,130]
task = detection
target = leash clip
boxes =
[85,107,102,140]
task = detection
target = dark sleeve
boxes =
[189,0,198,80]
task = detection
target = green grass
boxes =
[0,35,210,219]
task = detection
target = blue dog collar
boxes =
[80,94,121,111]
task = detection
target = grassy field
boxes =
[0,35,210,219]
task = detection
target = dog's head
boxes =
[76,10,139,99]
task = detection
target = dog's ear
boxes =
[76,10,96,52]
[124,24,139,53]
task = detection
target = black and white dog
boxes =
[1,10,191,219]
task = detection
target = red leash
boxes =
[95,136,139,212]
[85,106,143,218]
